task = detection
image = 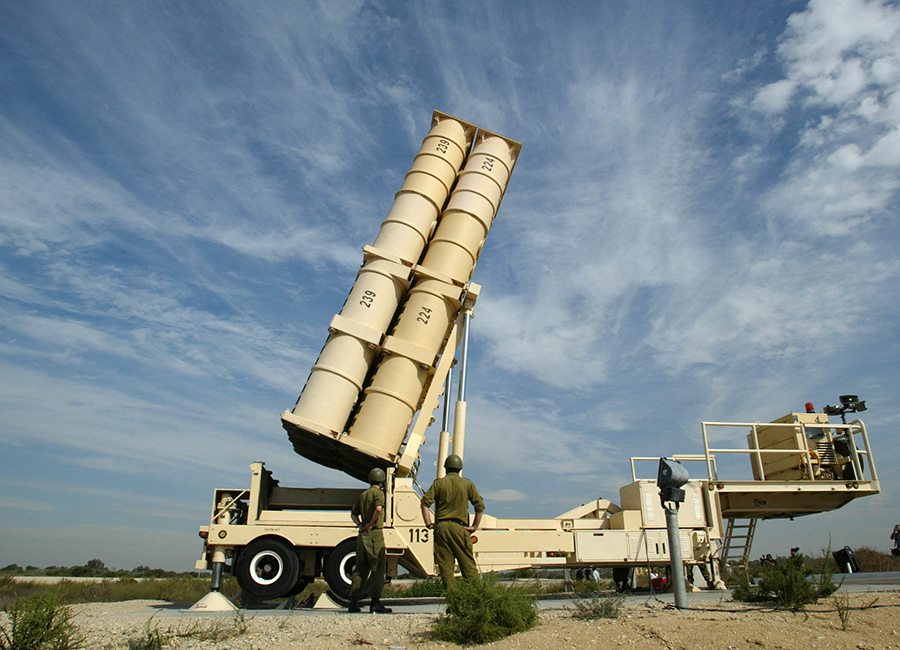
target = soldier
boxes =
[347,468,391,614]
[420,454,485,588]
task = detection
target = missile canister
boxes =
[342,132,520,467]
[282,112,475,471]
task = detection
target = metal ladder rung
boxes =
[721,518,758,573]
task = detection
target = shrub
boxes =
[127,611,250,649]
[849,546,900,573]
[1,576,239,612]
[126,623,165,650]
[571,592,625,620]
[432,575,538,645]
[0,594,84,650]
[732,555,837,609]
[384,578,445,598]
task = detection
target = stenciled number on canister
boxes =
[417,306,432,324]
[359,290,376,308]
[436,138,450,154]
[481,157,494,172]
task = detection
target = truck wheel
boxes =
[234,538,300,600]
[325,538,369,602]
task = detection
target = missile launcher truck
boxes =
[195,111,880,604]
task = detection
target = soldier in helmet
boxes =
[347,467,391,614]
[420,454,485,588]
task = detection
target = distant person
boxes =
[891,525,900,557]
[764,554,777,568]
[420,454,485,588]
[347,468,391,614]
[590,567,601,582]
[575,568,585,581]
[650,570,668,591]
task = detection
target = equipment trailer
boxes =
[195,112,880,604]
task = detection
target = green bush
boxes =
[384,578,445,598]
[732,556,837,609]
[432,575,538,645]
[1,577,239,611]
[126,612,250,649]
[571,592,625,620]
[0,594,84,650]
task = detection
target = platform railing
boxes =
[697,419,876,483]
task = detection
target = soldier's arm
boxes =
[351,501,362,528]
[466,480,485,532]
[420,503,434,529]
[420,483,436,529]
[361,505,383,531]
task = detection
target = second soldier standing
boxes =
[420,454,485,588]
[347,468,392,614]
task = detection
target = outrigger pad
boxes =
[313,591,344,610]
[188,591,238,612]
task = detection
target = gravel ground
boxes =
[4,591,899,649]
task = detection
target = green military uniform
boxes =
[421,472,485,586]
[350,485,386,599]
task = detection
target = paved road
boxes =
[163,571,900,618]
[14,572,899,618]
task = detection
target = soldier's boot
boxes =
[370,597,392,614]
[347,597,361,613]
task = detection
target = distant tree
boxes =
[26,565,40,572]
[86,559,106,570]
[1,563,23,573]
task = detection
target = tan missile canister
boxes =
[372,119,473,263]
[420,135,513,283]
[283,112,475,470]
[344,132,520,463]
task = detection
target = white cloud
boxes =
[741,0,900,235]
[751,79,797,113]
[0,497,55,512]
[863,127,900,166]
[485,489,528,502]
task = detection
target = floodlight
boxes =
[823,394,867,423]
[657,458,689,504]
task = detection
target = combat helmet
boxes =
[368,467,386,484]
[444,454,463,471]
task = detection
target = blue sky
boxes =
[1,0,898,571]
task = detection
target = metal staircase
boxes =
[720,518,757,574]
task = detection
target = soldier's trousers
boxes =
[350,529,385,598]
[433,521,479,588]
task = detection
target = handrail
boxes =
[629,454,718,483]
[699,419,871,482]
[631,419,872,484]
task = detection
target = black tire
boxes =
[234,537,300,600]
[325,538,369,602]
